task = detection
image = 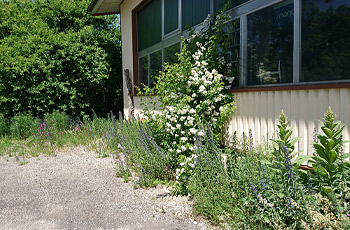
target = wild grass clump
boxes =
[113,119,169,187]
[1,106,349,229]
[10,113,37,139]
[83,110,116,139]
[44,110,69,134]
[186,111,350,229]
[0,113,9,136]
[0,110,107,156]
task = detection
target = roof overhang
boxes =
[87,0,123,16]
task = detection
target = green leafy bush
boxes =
[305,107,350,218]
[44,110,69,133]
[309,107,350,192]
[187,112,350,229]
[139,12,236,193]
[0,0,122,118]
[10,113,36,139]
[0,113,9,136]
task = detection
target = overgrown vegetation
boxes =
[185,110,350,229]
[0,0,122,118]
[1,2,349,228]
[1,107,349,229]
[139,8,236,194]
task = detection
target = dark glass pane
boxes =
[139,56,149,89]
[164,0,179,34]
[164,43,180,65]
[193,0,210,26]
[301,0,350,82]
[223,19,240,87]
[247,0,294,85]
[182,0,210,29]
[150,50,162,88]
[137,0,162,51]
[215,0,249,12]
[181,0,193,29]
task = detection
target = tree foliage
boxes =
[0,0,122,118]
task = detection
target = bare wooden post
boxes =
[124,69,134,119]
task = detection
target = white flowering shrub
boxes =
[139,14,236,194]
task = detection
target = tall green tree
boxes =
[0,0,122,118]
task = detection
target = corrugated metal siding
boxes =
[120,1,350,157]
[229,88,350,156]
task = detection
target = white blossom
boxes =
[180,137,188,142]
[199,85,206,93]
[190,128,197,134]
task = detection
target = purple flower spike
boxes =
[347,214,350,217]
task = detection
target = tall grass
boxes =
[186,121,350,229]
[10,113,37,139]
[1,109,348,229]
[0,111,100,156]
[0,113,9,136]
[112,119,169,187]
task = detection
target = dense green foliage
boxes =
[0,0,122,118]
[0,113,9,136]
[139,8,236,194]
[1,107,349,228]
[115,120,169,187]
[10,112,37,139]
[187,112,350,229]
[309,107,350,193]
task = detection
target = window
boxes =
[164,42,181,64]
[301,0,350,82]
[137,0,162,51]
[223,19,240,87]
[164,0,179,35]
[182,0,211,28]
[138,44,180,89]
[215,0,249,12]
[247,0,294,85]
[136,0,181,89]
[135,0,350,91]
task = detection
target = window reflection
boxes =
[164,0,179,34]
[301,0,350,82]
[139,56,149,89]
[150,50,163,88]
[223,19,240,87]
[164,43,180,65]
[247,0,294,85]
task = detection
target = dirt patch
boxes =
[0,147,207,230]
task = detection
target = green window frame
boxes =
[136,0,350,90]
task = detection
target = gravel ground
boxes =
[0,147,208,230]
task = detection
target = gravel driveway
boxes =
[0,147,207,230]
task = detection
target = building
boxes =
[88,0,350,156]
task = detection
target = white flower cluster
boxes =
[175,156,196,180]
[139,39,235,188]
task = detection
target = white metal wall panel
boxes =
[120,0,143,119]
[231,88,350,156]
[120,1,350,156]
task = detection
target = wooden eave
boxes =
[87,0,123,15]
